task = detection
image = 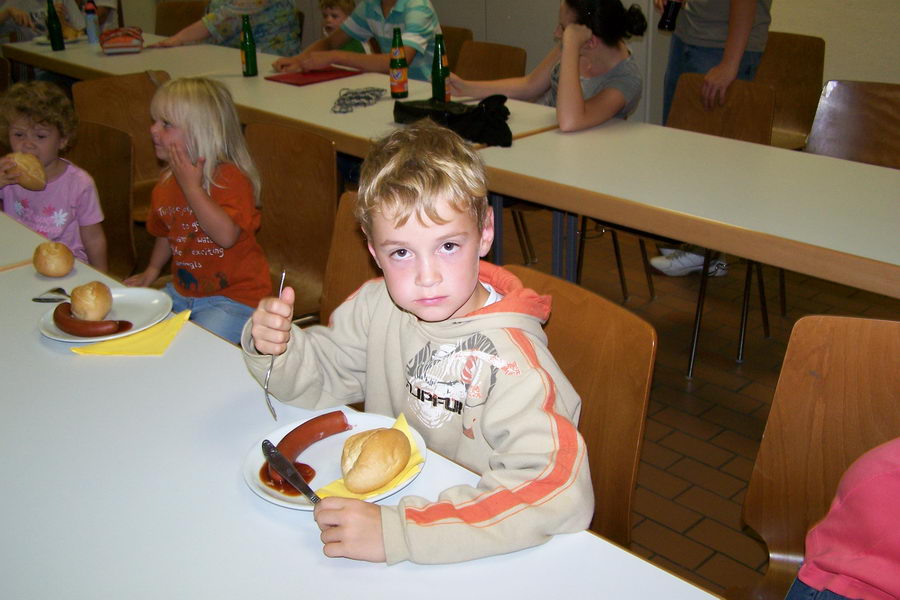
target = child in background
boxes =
[320,0,369,54]
[125,78,270,345]
[274,0,439,79]
[243,120,593,564]
[0,0,85,42]
[0,81,108,272]
[450,0,647,131]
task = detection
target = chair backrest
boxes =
[754,31,825,150]
[440,25,473,72]
[454,40,527,81]
[72,70,169,188]
[804,80,900,169]
[504,265,656,546]
[319,191,380,325]
[740,315,900,600]
[667,72,775,145]
[155,1,209,37]
[65,120,136,280]
[0,56,11,94]
[244,122,337,318]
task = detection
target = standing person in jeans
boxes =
[650,0,771,277]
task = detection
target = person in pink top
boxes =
[0,81,107,271]
[786,436,900,600]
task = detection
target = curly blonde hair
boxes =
[0,81,78,151]
[356,119,489,237]
[150,77,261,204]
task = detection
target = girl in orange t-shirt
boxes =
[126,77,270,344]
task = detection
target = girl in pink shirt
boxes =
[0,81,107,271]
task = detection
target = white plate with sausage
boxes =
[243,411,427,510]
[38,287,173,342]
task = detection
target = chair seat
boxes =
[770,128,808,151]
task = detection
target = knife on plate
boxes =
[261,439,321,505]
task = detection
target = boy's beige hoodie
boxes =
[242,262,594,564]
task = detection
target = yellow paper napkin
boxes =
[317,413,425,500]
[72,310,190,356]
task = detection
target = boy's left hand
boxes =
[314,497,386,562]
[167,143,204,193]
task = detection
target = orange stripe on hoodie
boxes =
[404,325,581,527]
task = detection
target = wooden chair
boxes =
[505,265,656,546]
[0,56,11,94]
[454,39,526,83]
[754,32,825,150]
[804,80,900,170]
[317,191,380,325]
[244,122,338,319]
[440,25,473,72]
[736,315,900,600]
[72,71,170,225]
[155,1,208,37]
[65,121,136,280]
[663,72,778,378]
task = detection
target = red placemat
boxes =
[265,68,363,87]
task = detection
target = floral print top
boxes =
[201,0,300,57]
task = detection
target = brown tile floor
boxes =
[496,207,900,596]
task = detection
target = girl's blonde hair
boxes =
[0,81,78,151]
[150,77,261,204]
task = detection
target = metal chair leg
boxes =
[778,267,787,316]
[736,261,754,364]
[638,238,656,299]
[686,249,714,379]
[756,262,770,339]
[576,215,588,284]
[611,229,629,303]
[511,209,536,265]
[489,193,504,265]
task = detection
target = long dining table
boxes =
[0,214,719,598]
[3,35,897,299]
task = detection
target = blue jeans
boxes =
[784,578,854,600]
[164,283,254,345]
[662,35,763,124]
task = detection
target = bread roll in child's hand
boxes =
[6,152,46,191]
[341,428,411,494]
[33,242,74,277]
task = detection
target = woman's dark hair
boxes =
[565,0,647,46]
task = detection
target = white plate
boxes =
[34,34,88,45]
[243,411,427,511]
[39,287,173,342]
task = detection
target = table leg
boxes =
[552,210,564,277]
[490,193,504,266]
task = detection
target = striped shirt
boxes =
[340,0,440,81]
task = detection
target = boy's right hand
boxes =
[251,286,295,356]
[273,55,303,73]
[123,268,160,288]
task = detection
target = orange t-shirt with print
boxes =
[147,163,271,307]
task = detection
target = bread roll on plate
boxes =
[70,281,113,321]
[7,152,46,191]
[341,428,411,493]
[33,241,74,277]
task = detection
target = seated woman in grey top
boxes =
[450,0,647,132]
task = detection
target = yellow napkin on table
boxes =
[71,310,190,356]
[317,413,425,500]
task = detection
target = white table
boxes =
[0,260,718,599]
[482,120,900,299]
[1,36,559,157]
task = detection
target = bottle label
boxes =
[390,67,408,94]
[390,46,403,60]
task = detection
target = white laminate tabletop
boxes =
[0,213,47,270]
[2,36,559,155]
[481,120,900,297]
[0,262,717,599]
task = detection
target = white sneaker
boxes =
[659,246,680,256]
[650,250,728,277]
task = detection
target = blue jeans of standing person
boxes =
[164,283,254,345]
[662,35,764,124]
[784,578,853,600]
